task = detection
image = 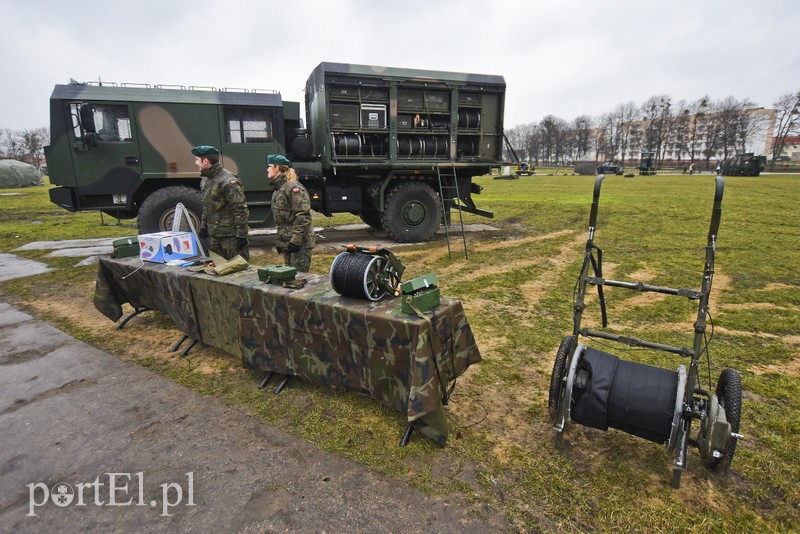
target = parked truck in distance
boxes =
[45,62,506,243]
[720,153,766,177]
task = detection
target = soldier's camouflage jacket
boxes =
[271,173,315,250]
[200,161,249,239]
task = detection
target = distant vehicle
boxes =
[596,161,624,175]
[639,151,656,175]
[492,162,534,180]
[774,155,791,162]
[45,62,507,243]
[517,162,535,176]
[720,153,766,177]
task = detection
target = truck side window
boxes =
[224,107,274,144]
[93,104,132,143]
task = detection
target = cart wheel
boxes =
[548,336,575,421]
[711,368,742,470]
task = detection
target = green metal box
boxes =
[111,236,140,258]
[400,273,437,294]
[258,265,297,282]
[401,274,440,314]
[402,288,441,315]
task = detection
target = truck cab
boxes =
[45,82,297,231]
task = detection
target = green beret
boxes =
[266,154,292,167]
[191,145,220,157]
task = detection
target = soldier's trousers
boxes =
[283,248,312,272]
[210,236,249,262]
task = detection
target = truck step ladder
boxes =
[436,164,468,259]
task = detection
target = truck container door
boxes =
[70,102,142,212]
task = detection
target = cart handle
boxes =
[589,175,605,229]
[708,176,724,239]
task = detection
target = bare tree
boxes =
[617,102,639,164]
[539,115,569,164]
[679,96,710,162]
[503,124,526,161]
[596,113,615,161]
[732,99,767,154]
[715,96,743,160]
[769,91,800,168]
[0,127,49,170]
[699,101,722,166]
[571,116,593,161]
[0,128,24,160]
[641,95,673,167]
[21,128,49,171]
[522,123,542,164]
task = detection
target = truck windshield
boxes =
[93,104,132,143]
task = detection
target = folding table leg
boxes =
[116,307,150,330]
[169,335,188,353]
[258,372,274,389]
[399,424,414,447]
[274,376,291,394]
[179,339,197,357]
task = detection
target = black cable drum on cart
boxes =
[329,251,392,301]
[571,347,680,444]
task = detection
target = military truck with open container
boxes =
[45,62,506,243]
[720,152,766,177]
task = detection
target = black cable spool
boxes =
[457,109,481,129]
[432,136,449,157]
[397,136,410,156]
[363,135,388,157]
[571,346,679,444]
[335,134,361,156]
[457,138,477,157]
[422,136,436,156]
[329,251,390,301]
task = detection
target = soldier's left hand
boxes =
[287,242,301,253]
[236,237,248,250]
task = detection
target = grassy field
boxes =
[1,173,798,531]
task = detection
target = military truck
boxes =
[596,161,624,175]
[638,151,656,175]
[45,62,506,243]
[720,152,766,177]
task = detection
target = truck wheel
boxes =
[137,186,202,234]
[381,182,442,243]
[359,209,383,230]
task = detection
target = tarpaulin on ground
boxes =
[0,160,42,188]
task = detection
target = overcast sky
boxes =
[2,0,798,132]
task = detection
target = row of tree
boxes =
[0,128,49,171]
[504,91,800,170]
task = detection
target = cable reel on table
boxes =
[329,244,405,301]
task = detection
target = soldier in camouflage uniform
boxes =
[193,145,250,261]
[267,154,315,272]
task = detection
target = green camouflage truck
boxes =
[45,62,506,242]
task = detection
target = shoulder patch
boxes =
[292,188,300,193]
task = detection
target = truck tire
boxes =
[137,186,202,234]
[381,182,442,243]
[359,209,383,230]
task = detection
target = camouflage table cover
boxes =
[94,256,482,444]
[95,257,201,339]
